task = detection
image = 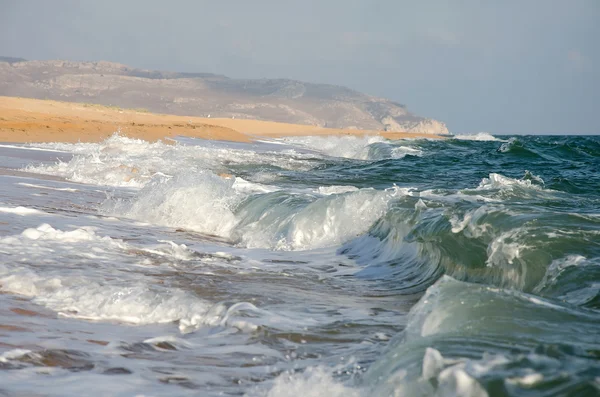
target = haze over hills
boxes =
[0,58,448,134]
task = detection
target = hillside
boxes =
[0,59,448,134]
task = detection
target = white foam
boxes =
[102,171,240,238]
[0,349,33,363]
[422,347,445,380]
[280,135,386,160]
[0,249,300,333]
[281,187,398,250]
[391,145,423,158]
[0,206,45,215]
[449,206,511,237]
[506,373,544,387]
[477,173,542,190]
[27,141,99,154]
[454,132,502,142]
[424,348,555,397]
[472,172,553,202]
[484,228,533,289]
[24,134,319,188]
[438,366,489,397]
[142,335,194,349]
[0,267,210,326]
[0,223,105,244]
[102,168,402,250]
[247,367,361,397]
[237,187,402,250]
[316,186,359,195]
[425,348,522,397]
[0,224,217,329]
[450,212,473,234]
[139,240,198,262]
[486,228,529,268]
[232,177,280,194]
[498,137,520,153]
[0,224,129,274]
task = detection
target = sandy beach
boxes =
[0,96,442,143]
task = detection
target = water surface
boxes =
[0,133,599,396]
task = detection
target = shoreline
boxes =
[0,96,444,143]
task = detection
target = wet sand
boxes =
[0,96,442,143]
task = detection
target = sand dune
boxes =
[0,96,442,143]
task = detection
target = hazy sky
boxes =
[1,1,598,134]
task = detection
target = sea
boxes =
[0,132,598,396]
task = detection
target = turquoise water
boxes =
[0,133,598,396]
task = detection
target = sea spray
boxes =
[101,171,240,238]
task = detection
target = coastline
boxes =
[0,96,443,143]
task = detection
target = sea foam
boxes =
[103,169,402,250]
[454,132,502,142]
[24,134,320,188]
[102,171,241,238]
[280,135,386,160]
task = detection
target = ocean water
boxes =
[0,133,599,396]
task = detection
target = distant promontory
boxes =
[0,58,448,135]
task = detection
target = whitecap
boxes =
[391,145,423,158]
[476,173,545,191]
[101,171,241,238]
[280,135,386,160]
[24,133,319,188]
[453,132,503,142]
[236,187,403,250]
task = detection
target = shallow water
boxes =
[0,134,599,396]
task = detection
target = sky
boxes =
[1,0,598,134]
